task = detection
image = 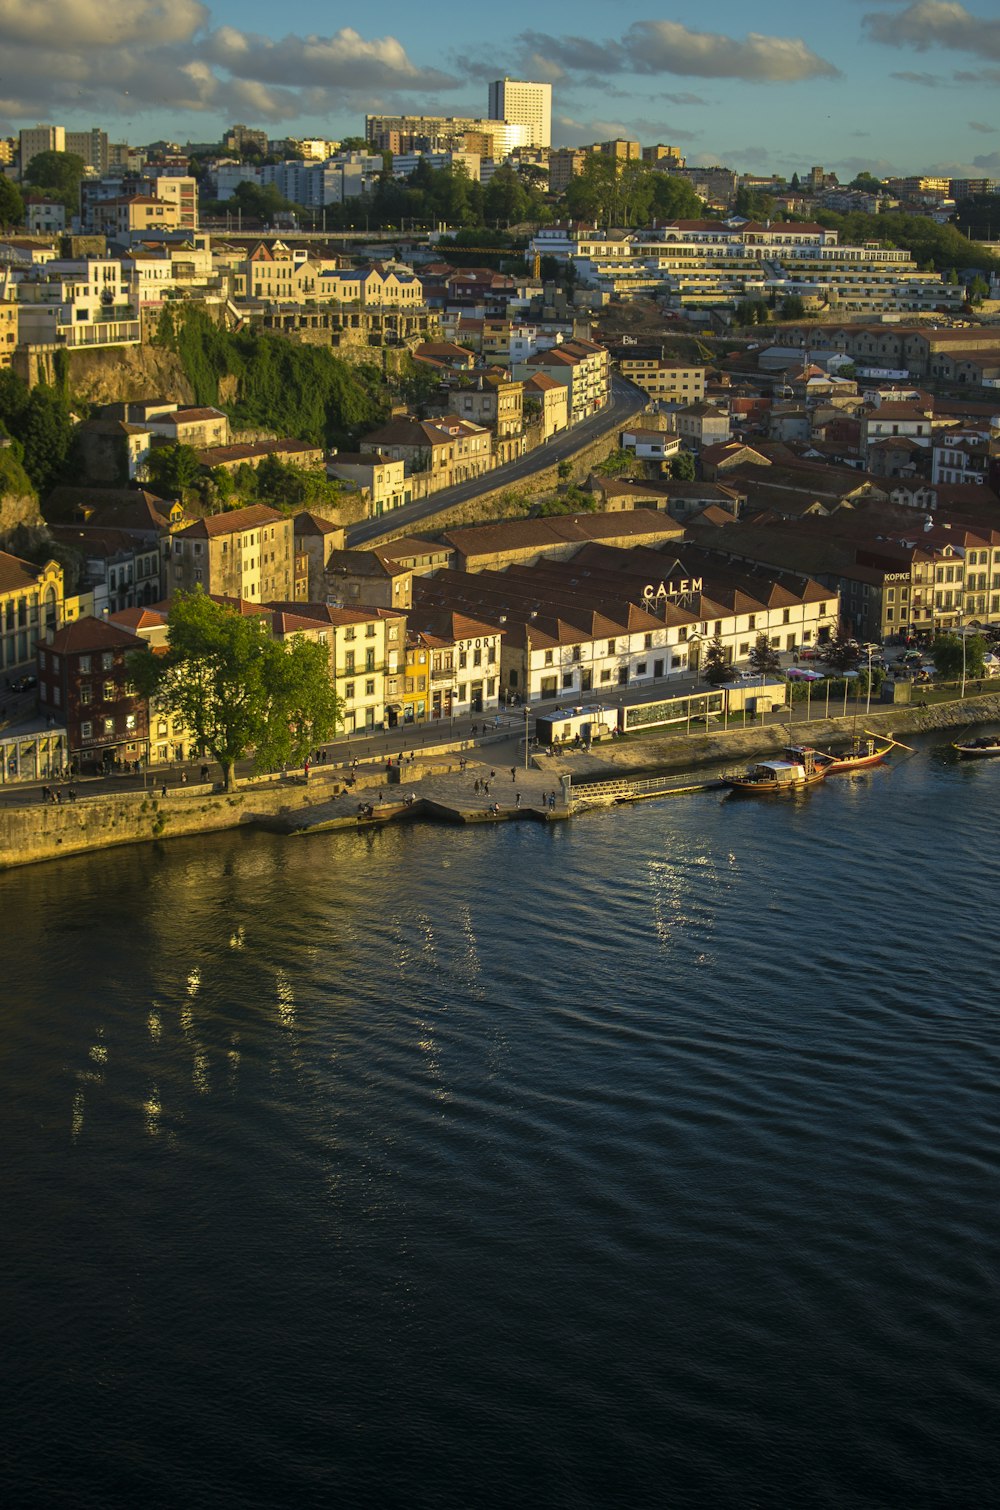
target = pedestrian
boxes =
[161,783,167,797]
[548,793,556,811]
[68,787,76,802]
[200,764,209,782]
[515,792,521,808]
[490,768,496,780]
[181,770,187,785]
[472,723,478,737]
[484,781,490,797]
[378,790,383,804]
[474,778,481,794]
[510,766,516,782]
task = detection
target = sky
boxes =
[1,1,999,180]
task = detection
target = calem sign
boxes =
[642,576,703,604]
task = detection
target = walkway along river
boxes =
[1,691,998,870]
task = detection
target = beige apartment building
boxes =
[617,358,706,403]
[327,452,410,518]
[168,504,296,603]
[269,602,408,731]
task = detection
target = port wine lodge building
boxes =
[412,545,836,700]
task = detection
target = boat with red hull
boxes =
[814,736,894,774]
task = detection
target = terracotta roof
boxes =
[0,550,46,595]
[293,511,345,537]
[176,504,285,539]
[45,616,146,654]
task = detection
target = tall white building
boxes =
[488,79,552,150]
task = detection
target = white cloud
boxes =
[0,12,460,126]
[202,27,458,92]
[623,21,840,81]
[0,0,207,48]
[863,2,1000,61]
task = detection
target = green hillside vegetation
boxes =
[0,442,37,501]
[814,209,1000,277]
[154,306,389,447]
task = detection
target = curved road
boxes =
[346,375,648,547]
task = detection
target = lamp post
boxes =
[865,644,874,717]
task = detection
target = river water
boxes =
[4,734,1000,1510]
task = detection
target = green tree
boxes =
[822,624,862,674]
[670,451,696,480]
[129,592,341,791]
[22,150,86,213]
[748,631,782,679]
[735,187,775,221]
[701,631,730,686]
[780,294,806,320]
[648,172,704,221]
[594,446,633,477]
[230,180,297,223]
[968,274,990,305]
[146,443,203,496]
[19,387,73,492]
[0,175,24,227]
[931,634,986,680]
[483,165,529,226]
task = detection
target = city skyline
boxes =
[0,1,998,180]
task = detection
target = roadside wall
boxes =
[364,420,630,546]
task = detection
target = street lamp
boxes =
[865,644,874,717]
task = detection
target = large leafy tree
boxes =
[0,175,24,228]
[19,386,74,492]
[932,634,986,681]
[145,443,203,497]
[22,150,86,213]
[129,593,341,791]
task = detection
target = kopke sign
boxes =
[643,577,703,603]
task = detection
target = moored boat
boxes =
[952,735,1000,758]
[815,736,894,774]
[726,748,827,793]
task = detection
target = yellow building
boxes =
[0,551,64,673]
[401,633,432,724]
[0,299,16,368]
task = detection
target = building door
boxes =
[581,669,592,691]
[471,682,483,713]
[618,668,629,686]
[653,659,664,678]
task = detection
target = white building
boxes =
[488,79,552,149]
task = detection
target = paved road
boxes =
[346,376,648,547]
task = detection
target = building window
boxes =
[102,652,114,671]
[81,721,92,740]
[104,717,115,736]
[80,684,92,703]
[103,680,115,700]
[79,655,91,674]
[365,679,375,696]
[344,682,355,699]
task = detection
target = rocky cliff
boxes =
[24,344,195,407]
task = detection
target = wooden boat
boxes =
[814,736,894,774]
[952,735,1000,758]
[726,748,827,793]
